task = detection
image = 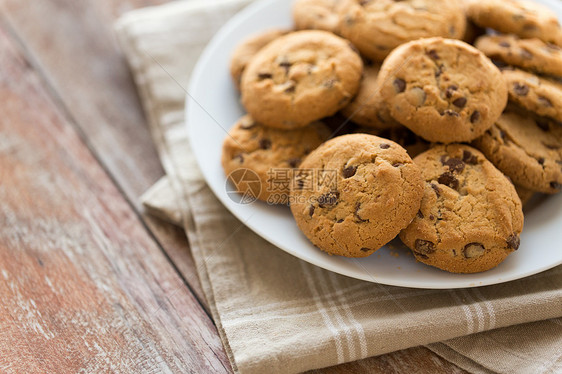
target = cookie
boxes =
[502,68,562,123]
[378,37,507,143]
[241,30,363,129]
[222,115,331,205]
[354,126,430,158]
[290,134,424,257]
[466,0,562,46]
[337,0,466,61]
[340,62,401,129]
[475,35,562,78]
[293,0,341,34]
[399,144,524,273]
[472,110,562,194]
[230,29,289,90]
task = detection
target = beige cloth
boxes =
[115,1,562,373]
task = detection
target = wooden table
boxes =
[0,1,467,372]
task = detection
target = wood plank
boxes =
[0,0,209,308]
[0,24,229,373]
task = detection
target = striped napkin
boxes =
[115,1,562,373]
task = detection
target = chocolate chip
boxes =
[506,234,520,250]
[551,181,561,190]
[500,130,507,140]
[279,61,292,72]
[536,118,550,131]
[462,150,478,165]
[445,85,458,99]
[538,157,545,165]
[443,109,459,117]
[414,239,435,255]
[442,157,465,173]
[520,49,533,59]
[438,171,459,190]
[429,214,435,220]
[288,158,301,168]
[233,154,244,163]
[336,219,344,223]
[342,165,357,178]
[430,183,441,197]
[538,96,553,107]
[417,210,424,219]
[379,143,390,149]
[468,111,479,124]
[354,203,368,222]
[317,191,339,207]
[309,205,315,217]
[393,78,406,93]
[513,82,529,96]
[427,49,440,60]
[492,59,510,69]
[360,247,372,252]
[259,138,271,150]
[499,41,511,48]
[452,97,467,109]
[463,243,485,258]
[258,72,272,80]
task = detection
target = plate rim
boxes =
[186,0,562,289]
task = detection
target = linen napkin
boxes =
[115,1,562,373]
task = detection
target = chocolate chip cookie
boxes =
[466,0,562,46]
[340,62,401,129]
[502,68,562,123]
[355,126,430,158]
[337,0,466,61]
[290,134,424,257]
[293,0,341,34]
[222,115,331,205]
[230,29,289,90]
[378,37,507,143]
[400,144,524,273]
[475,35,562,78]
[241,30,363,129]
[472,110,562,194]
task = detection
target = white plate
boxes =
[187,0,562,288]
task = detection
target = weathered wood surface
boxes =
[0,25,229,373]
[0,0,467,372]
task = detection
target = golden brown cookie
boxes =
[293,0,342,34]
[378,37,507,143]
[400,144,524,273]
[241,30,363,129]
[290,134,423,257]
[472,110,562,194]
[230,29,289,90]
[466,0,562,46]
[340,62,401,129]
[222,115,331,204]
[337,0,466,61]
[475,35,562,78]
[502,68,562,123]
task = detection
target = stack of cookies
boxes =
[221,0,562,274]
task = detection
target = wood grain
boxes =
[0,0,209,309]
[0,24,229,373]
